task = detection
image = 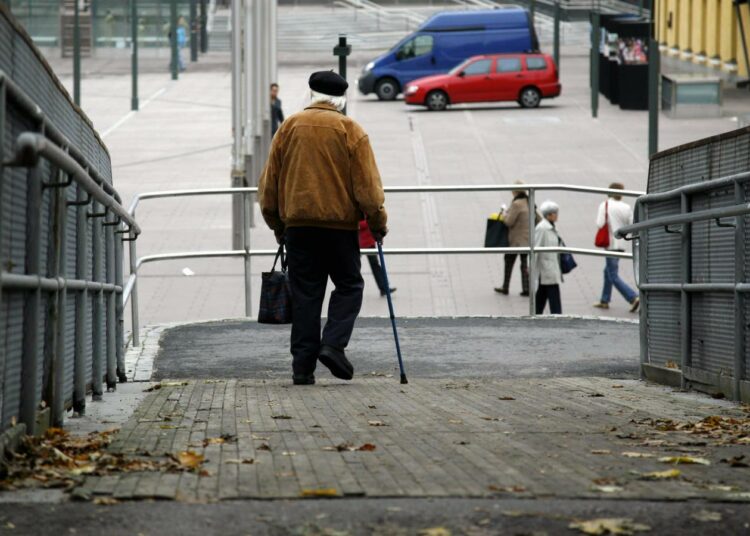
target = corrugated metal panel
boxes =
[645,198,681,284]
[691,293,735,376]
[1,293,24,429]
[691,187,735,284]
[646,290,681,367]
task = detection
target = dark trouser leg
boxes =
[548,284,562,314]
[535,281,548,314]
[286,228,328,376]
[503,254,517,290]
[322,230,364,350]
[520,254,529,294]
[366,254,387,294]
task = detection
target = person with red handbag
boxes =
[593,183,640,312]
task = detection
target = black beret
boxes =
[309,71,348,97]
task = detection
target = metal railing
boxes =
[125,183,642,346]
[617,169,750,401]
[0,73,140,432]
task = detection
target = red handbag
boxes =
[595,200,610,248]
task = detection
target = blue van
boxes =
[358,8,539,100]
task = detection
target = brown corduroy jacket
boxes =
[258,103,387,235]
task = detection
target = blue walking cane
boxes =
[376,241,408,384]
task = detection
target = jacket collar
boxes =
[305,102,342,114]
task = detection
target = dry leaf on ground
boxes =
[172,451,205,470]
[488,484,526,493]
[569,518,650,535]
[224,458,255,465]
[93,497,119,505]
[591,449,611,455]
[498,396,515,401]
[640,469,680,480]
[271,415,293,420]
[368,420,386,427]
[593,485,624,493]
[720,455,748,467]
[448,419,463,425]
[418,528,452,536]
[257,443,272,451]
[621,452,655,458]
[690,510,722,522]
[658,456,710,466]
[300,488,338,497]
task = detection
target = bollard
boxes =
[131,0,139,110]
[590,11,600,119]
[333,35,352,115]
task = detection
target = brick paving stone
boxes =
[80,377,750,502]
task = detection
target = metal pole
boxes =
[553,0,560,72]
[679,192,691,390]
[200,0,208,53]
[252,0,263,184]
[231,0,245,250]
[105,218,117,390]
[73,0,81,105]
[114,228,126,382]
[530,0,535,26]
[243,192,252,317]
[637,202,648,379]
[73,185,88,414]
[131,0,139,111]
[128,226,140,347]
[647,34,659,157]
[91,201,104,399]
[190,0,198,62]
[527,188,536,316]
[638,0,643,17]
[591,11,600,118]
[334,35,351,115]
[734,181,746,400]
[170,0,179,80]
[52,175,68,427]
[20,165,43,433]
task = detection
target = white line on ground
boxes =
[101,85,169,139]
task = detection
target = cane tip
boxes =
[400,374,408,385]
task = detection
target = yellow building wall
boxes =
[737,4,750,77]
[666,0,679,47]
[704,0,720,58]
[690,0,704,56]
[657,0,669,44]
[678,0,691,52]
[719,0,737,65]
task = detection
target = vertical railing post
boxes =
[679,192,691,390]
[129,224,140,347]
[590,10,600,118]
[73,0,81,106]
[553,0,561,72]
[734,181,746,401]
[91,201,104,400]
[114,226,126,382]
[637,202,648,380]
[73,184,88,414]
[170,0,179,80]
[131,0,139,111]
[527,188,536,316]
[51,172,68,427]
[243,191,252,317]
[105,216,117,390]
[20,164,43,433]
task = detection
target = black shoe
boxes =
[380,288,397,297]
[293,374,315,385]
[520,291,529,297]
[319,345,354,380]
[494,287,509,295]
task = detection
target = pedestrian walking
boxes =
[359,219,396,296]
[270,83,285,137]
[258,71,388,386]
[176,17,187,71]
[593,183,640,312]
[534,200,563,315]
[494,181,533,296]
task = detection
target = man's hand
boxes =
[371,226,388,243]
[274,228,285,245]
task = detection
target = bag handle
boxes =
[271,244,287,272]
[604,200,609,227]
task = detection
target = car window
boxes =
[526,57,547,71]
[497,58,522,73]
[397,35,433,60]
[462,59,492,76]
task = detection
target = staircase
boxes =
[60,0,92,58]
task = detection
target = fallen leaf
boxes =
[257,443,272,451]
[93,497,119,505]
[300,488,338,497]
[368,420,386,427]
[658,456,710,466]
[455,440,470,445]
[640,469,680,480]
[203,437,226,446]
[367,405,377,409]
[271,415,293,420]
[282,451,296,456]
[592,477,618,486]
[720,455,748,467]
[224,458,255,465]
[690,510,722,522]
[588,393,605,398]
[594,485,624,493]
[418,528,451,536]
[612,385,625,389]
[480,416,502,421]
[356,443,377,452]
[159,425,179,430]
[488,484,526,493]
[448,419,463,425]
[621,452,655,458]
[591,449,611,455]
[569,518,650,535]
[172,451,205,470]
[498,396,515,401]
[665,360,679,369]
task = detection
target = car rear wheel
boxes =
[519,87,541,108]
[426,90,448,111]
[375,78,399,101]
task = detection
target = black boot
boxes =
[319,344,354,380]
[293,374,315,385]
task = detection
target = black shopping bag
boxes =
[258,245,293,324]
[484,215,509,248]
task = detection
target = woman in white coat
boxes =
[534,201,562,314]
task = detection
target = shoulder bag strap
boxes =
[271,245,284,272]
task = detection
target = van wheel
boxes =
[519,87,541,108]
[426,90,448,111]
[375,78,399,101]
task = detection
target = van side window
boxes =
[497,58,522,72]
[397,35,434,60]
[526,57,547,70]
[462,59,492,76]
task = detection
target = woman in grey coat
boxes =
[534,200,562,314]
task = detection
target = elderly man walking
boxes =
[258,71,388,386]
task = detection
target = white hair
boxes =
[540,200,559,216]
[310,89,347,112]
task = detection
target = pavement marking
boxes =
[502,116,562,125]
[408,114,457,315]
[101,85,169,139]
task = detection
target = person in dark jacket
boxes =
[359,219,395,297]
[270,83,284,136]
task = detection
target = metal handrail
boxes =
[125,183,643,346]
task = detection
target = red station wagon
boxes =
[404,53,561,111]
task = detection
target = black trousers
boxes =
[535,282,562,315]
[503,253,529,293]
[286,227,364,376]
[365,254,387,294]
